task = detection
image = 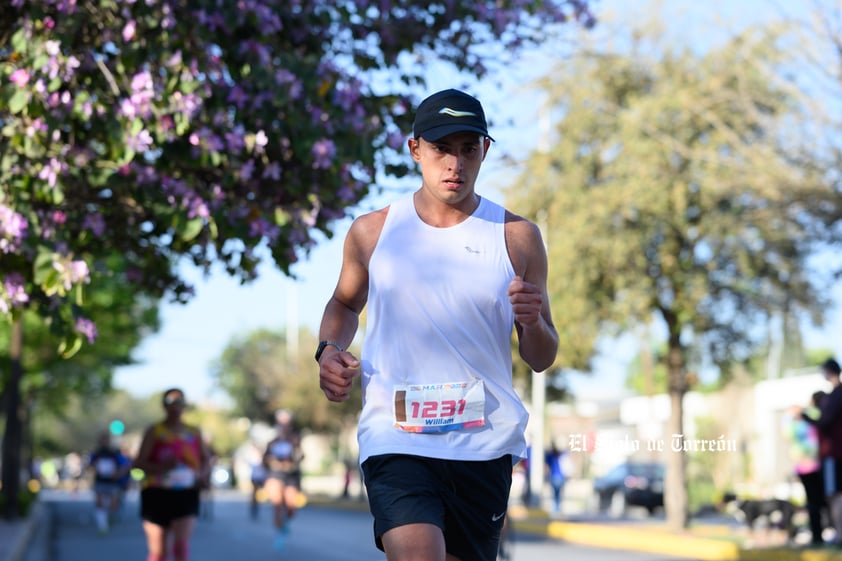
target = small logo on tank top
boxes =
[464,246,480,254]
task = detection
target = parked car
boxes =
[593,461,664,517]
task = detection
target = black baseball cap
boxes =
[822,358,841,376]
[412,89,494,142]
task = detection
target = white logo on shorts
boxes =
[492,512,506,522]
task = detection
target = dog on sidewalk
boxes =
[721,493,799,547]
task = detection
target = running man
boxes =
[316,88,558,561]
[87,431,130,533]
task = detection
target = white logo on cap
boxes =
[439,107,476,118]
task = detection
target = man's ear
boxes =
[408,137,422,161]
[481,137,492,161]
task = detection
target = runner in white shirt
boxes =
[316,88,558,561]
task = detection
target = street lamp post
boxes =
[529,369,546,508]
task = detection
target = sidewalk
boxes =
[316,494,842,561]
[505,504,842,561]
[0,501,47,561]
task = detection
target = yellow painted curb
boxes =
[512,519,842,561]
[541,521,739,560]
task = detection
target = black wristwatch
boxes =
[315,340,344,363]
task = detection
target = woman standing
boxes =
[134,388,212,561]
[262,409,304,550]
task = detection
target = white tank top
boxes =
[357,194,529,464]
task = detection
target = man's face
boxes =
[409,131,490,204]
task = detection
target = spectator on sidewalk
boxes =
[787,390,828,546]
[804,358,842,546]
[544,442,572,515]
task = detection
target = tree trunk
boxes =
[664,343,689,531]
[1,318,24,520]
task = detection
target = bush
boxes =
[0,487,39,518]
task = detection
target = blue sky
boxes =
[113,0,842,404]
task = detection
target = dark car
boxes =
[593,461,664,517]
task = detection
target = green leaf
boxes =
[11,29,27,54]
[33,248,56,285]
[8,90,29,114]
[181,218,204,241]
[58,334,83,359]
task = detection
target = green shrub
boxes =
[0,487,39,517]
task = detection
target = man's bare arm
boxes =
[317,209,387,401]
[506,217,558,372]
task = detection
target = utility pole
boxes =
[529,370,547,507]
[528,202,550,508]
[286,281,299,361]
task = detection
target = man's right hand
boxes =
[318,350,360,402]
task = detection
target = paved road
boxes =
[26,489,702,561]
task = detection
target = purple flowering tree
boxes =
[0,0,593,517]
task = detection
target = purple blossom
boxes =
[127,70,154,119]
[123,21,136,41]
[3,273,29,312]
[77,98,93,119]
[170,92,202,117]
[262,162,282,180]
[0,205,28,253]
[25,119,47,138]
[240,160,255,181]
[119,98,137,119]
[53,257,90,291]
[335,81,362,111]
[9,68,29,87]
[312,139,336,169]
[45,40,60,57]
[68,259,89,284]
[249,218,279,241]
[53,0,78,14]
[38,157,63,187]
[227,85,249,109]
[254,131,268,152]
[126,129,154,153]
[166,51,183,68]
[83,213,106,236]
[386,130,405,150]
[75,317,98,344]
[186,194,209,219]
[275,69,303,99]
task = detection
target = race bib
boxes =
[95,457,117,477]
[393,380,486,433]
[163,465,197,489]
[270,441,293,461]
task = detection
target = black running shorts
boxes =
[140,487,200,527]
[362,454,512,561]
